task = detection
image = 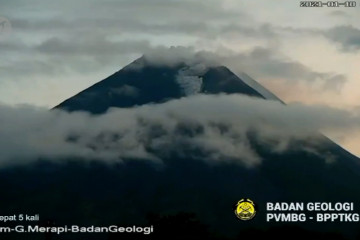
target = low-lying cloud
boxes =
[0,94,359,168]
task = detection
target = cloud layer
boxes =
[1,0,359,107]
[1,94,359,168]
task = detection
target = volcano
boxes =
[1,56,360,240]
[54,57,266,113]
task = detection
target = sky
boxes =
[0,0,360,156]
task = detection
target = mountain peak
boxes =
[54,56,266,114]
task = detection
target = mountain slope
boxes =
[1,56,359,240]
[54,57,265,113]
[237,71,285,103]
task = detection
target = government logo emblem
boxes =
[234,199,256,221]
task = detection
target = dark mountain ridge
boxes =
[54,57,265,113]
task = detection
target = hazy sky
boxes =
[0,0,359,155]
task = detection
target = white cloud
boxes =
[0,94,359,168]
[176,64,207,96]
